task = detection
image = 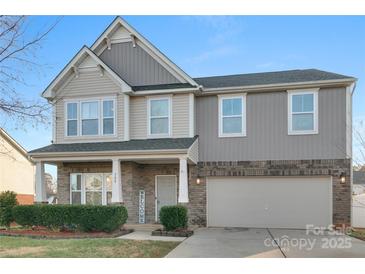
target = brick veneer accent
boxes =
[57,162,112,204]
[57,158,351,227]
[196,159,352,226]
[57,161,181,224]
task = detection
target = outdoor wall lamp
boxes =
[196,177,201,185]
[339,172,346,183]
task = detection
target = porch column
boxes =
[178,157,189,203]
[35,161,47,203]
[111,158,123,203]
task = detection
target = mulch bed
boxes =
[152,228,193,237]
[0,227,133,239]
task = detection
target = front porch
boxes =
[34,158,193,224]
[28,136,205,225]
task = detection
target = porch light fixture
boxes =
[196,178,201,185]
[339,172,346,183]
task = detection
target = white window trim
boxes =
[65,102,79,137]
[287,88,319,135]
[80,99,101,137]
[218,94,246,138]
[147,96,172,138]
[64,96,117,138]
[70,173,112,205]
[101,99,116,136]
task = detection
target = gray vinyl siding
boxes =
[196,87,347,161]
[54,71,124,144]
[99,42,181,86]
[130,94,191,139]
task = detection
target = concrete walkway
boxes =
[118,230,186,242]
[166,227,365,258]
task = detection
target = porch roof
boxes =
[28,136,198,155]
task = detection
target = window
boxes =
[148,97,171,137]
[65,98,116,137]
[81,101,99,135]
[288,89,318,135]
[66,102,78,136]
[70,174,82,204]
[70,173,112,205]
[103,100,114,135]
[219,95,246,137]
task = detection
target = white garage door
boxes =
[207,177,332,229]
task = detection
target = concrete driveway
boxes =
[165,228,365,258]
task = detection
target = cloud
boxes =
[184,46,238,65]
[181,16,244,65]
[184,16,244,45]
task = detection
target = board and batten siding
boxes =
[99,42,181,86]
[54,71,124,143]
[196,87,347,161]
[130,94,191,139]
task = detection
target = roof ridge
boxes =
[193,69,352,80]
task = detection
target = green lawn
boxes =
[0,236,179,258]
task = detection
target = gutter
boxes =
[128,87,200,96]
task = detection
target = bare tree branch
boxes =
[0,16,62,129]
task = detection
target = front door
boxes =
[155,175,177,222]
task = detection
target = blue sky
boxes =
[2,16,365,177]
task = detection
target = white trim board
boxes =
[287,88,319,135]
[218,93,247,138]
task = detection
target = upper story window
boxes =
[148,97,171,138]
[66,102,78,136]
[81,101,99,135]
[65,98,116,137]
[288,89,318,135]
[218,94,246,137]
[103,100,115,135]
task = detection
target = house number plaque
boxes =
[138,190,145,224]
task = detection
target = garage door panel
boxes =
[207,177,332,229]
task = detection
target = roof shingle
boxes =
[28,136,198,154]
[193,69,354,89]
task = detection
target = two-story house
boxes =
[29,17,356,229]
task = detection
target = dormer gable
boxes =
[42,46,132,99]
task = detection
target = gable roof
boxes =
[90,16,199,87]
[28,136,198,155]
[42,46,132,99]
[194,69,356,89]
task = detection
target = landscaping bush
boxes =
[12,204,128,232]
[0,191,18,227]
[159,205,188,231]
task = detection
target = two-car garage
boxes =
[206,177,332,229]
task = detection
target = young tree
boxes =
[0,16,61,128]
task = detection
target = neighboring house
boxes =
[44,172,57,204]
[352,171,365,228]
[28,17,356,229]
[353,171,365,195]
[0,128,35,204]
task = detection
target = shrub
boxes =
[0,191,18,227]
[11,205,41,227]
[159,205,188,231]
[12,204,128,232]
